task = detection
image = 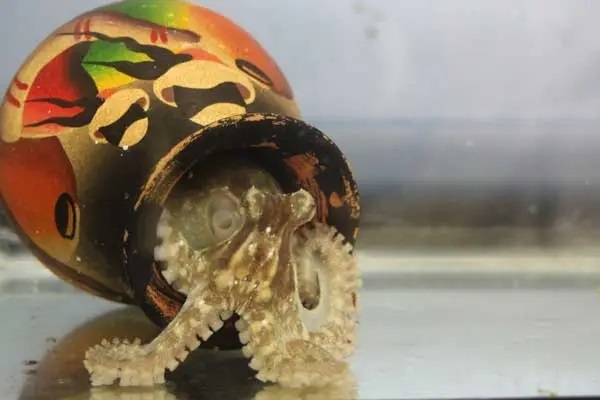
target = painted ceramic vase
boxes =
[0,0,360,348]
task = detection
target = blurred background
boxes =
[2,0,600,260]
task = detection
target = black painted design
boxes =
[59,31,193,80]
[54,193,77,240]
[236,59,273,87]
[98,102,147,145]
[25,97,104,129]
[171,81,246,119]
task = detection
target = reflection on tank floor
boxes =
[7,280,600,398]
[17,306,356,400]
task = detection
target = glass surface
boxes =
[2,1,600,399]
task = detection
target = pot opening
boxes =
[153,149,322,320]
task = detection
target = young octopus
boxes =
[83,158,361,388]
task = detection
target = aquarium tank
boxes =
[0,1,599,399]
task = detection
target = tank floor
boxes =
[2,252,600,399]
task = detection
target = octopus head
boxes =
[156,158,316,306]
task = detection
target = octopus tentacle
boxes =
[154,209,201,295]
[238,222,360,388]
[293,223,361,359]
[84,284,226,386]
[84,211,227,386]
[83,182,360,389]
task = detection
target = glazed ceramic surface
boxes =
[0,0,360,334]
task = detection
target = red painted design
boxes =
[150,27,169,44]
[74,20,82,41]
[5,92,20,108]
[159,27,168,44]
[150,28,158,43]
[74,18,93,41]
[0,137,78,259]
[23,47,92,131]
[83,18,92,40]
[179,48,222,63]
[14,78,29,91]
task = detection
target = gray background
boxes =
[2,0,600,120]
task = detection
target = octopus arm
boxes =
[83,188,361,388]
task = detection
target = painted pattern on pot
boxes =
[0,0,361,388]
[0,0,304,301]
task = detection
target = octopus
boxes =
[83,158,361,388]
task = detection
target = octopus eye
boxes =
[235,59,274,87]
[54,192,78,240]
[206,192,244,242]
[163,190,245,251]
